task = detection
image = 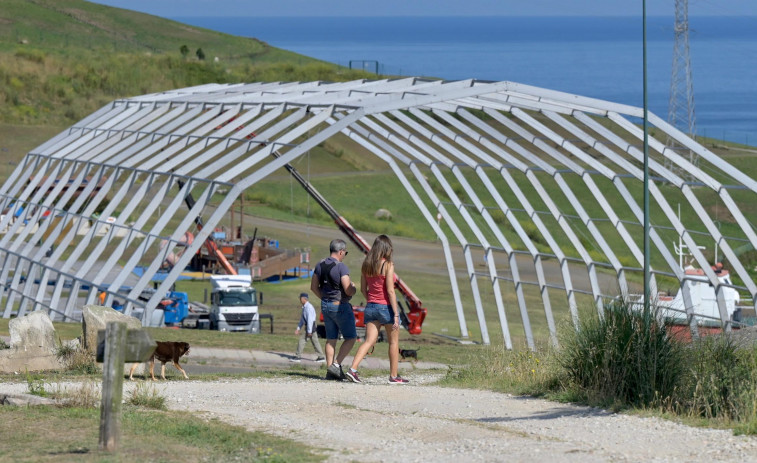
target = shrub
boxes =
[57,380,100,409]
[675,335,756,421]
[441,344,561,396]
[558,301,685,408]
[26,371,49,397]
[128,382,167,410]
[56,342,98,374]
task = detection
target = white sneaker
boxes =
[289,358,301,363]
[315,357,326,363]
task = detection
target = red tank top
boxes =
[365,262,390,304]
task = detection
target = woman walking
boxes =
[345,235,408,384]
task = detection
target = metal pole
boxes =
[643,0,651,313]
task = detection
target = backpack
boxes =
[318,260,339,290]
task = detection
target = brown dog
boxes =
[129,341,190,380]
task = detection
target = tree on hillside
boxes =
[196,48,205,61]
[180,44,189,58]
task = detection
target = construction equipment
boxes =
[272,152,428,335]
[177,180,237,275]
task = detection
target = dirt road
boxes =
[247,214,624,294]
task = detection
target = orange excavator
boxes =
[272,152,428,335]
[177,180,237,276]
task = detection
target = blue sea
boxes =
[174,16,757,145]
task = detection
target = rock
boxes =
[375,208,393,221]
[81,305,142,353]
[9,311,57,351]
[1,393,58,407]
[0,312,64,373]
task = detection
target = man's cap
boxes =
[299,292,308,299]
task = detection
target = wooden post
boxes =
[96,326,156,453]
[99,321,127,452]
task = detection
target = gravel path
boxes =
[155,375,757,462]
[6,374,752,462]
[3,373,757,461]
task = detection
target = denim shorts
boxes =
[321,301,357,340]
[363,302,395,325]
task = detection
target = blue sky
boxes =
[91,0,757,18]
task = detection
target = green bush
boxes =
[675,335,757,422]
[559,301,685,408]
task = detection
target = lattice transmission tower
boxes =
[667,0,697,165]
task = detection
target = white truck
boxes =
[209,275,261,333]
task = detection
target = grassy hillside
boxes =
[0,0,374,125]
[1,0,275,55]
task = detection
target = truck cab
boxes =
[209,275,260,333]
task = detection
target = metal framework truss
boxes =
[1,78,755,347]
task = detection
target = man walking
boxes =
[311,239,357,380]
[291,292,326,363]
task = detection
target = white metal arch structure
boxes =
[1,78,755,347]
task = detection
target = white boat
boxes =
[629,264,741,327]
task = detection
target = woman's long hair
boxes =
[362,234,393,277]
